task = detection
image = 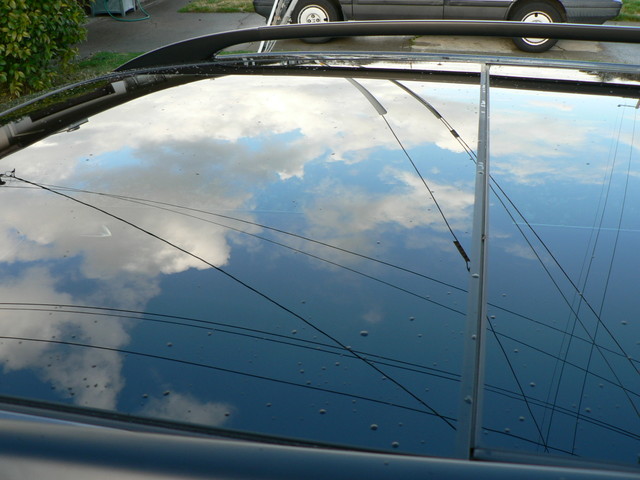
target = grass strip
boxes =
[178,0,255,13]
[616,0,640,21]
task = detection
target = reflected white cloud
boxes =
[490,92,636,186]
[362,306,385,324]
[141,391,232,426]
[4,76,483,278]
[492,108,594,159]
[48,348,126,409]
[0,267,130,409]
[0,268,73,372]
[305,167,474,255]
[503,242,543,261]
[529,100,574,112]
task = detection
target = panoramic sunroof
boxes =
[0,61,638,469]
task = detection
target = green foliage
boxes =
[178,0,255,14]
[0,0,88,97]
[77,51,143,75]
[616,0,640,21]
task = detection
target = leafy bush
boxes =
[0,1,88,97]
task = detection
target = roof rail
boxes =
[115,20,640,71]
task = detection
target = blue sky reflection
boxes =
[0,73,637,465]
[485,86,639,464]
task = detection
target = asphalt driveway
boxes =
[79,0,638,63]
[80,0,264,57]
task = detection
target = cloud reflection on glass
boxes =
[0,73,637,464]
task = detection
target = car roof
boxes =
[0,20,639,477]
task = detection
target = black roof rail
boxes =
[115,20,640,71]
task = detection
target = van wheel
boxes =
[291,0,340,43]
[510,1,562,53]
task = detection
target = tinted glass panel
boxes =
[485,77,640,465]
[0,74,479,456]
[3,67,637,466]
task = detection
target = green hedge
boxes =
[0,1,87,97]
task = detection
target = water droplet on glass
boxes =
[518,416,525,422]
[370,424,379,431]
[319,409,326,414]
[504,427,511,433]
[166,342,173,347]
[163,390,171,396]
[585,407,592,413]
[409,316,415,321]
[360,330,369,337]
[529,382,536,387]
[291,330,297,335]
[391,442,399,448]
[513,349,519,353]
